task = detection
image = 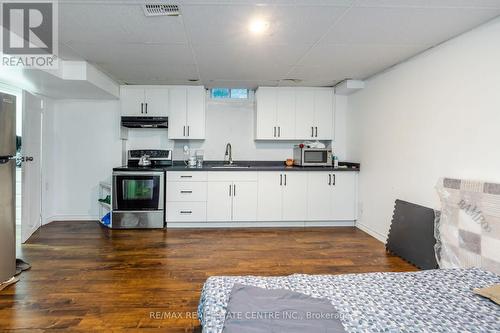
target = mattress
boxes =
[198,268,500,333]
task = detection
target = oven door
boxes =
[113,171,164,211]
[302,149,330,166]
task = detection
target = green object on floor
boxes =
[98,195,111,204]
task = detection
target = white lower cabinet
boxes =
[257,172,308,221]
[206,181,233,221]
[331,172,357,220]
[307,172,357,221]
[166,171,208,222]
[166,202,207,222]
[257,172,282,221]
[206,172,258,222]
[166,170,357,225]
[282,173,308,221]
[232,181,258,221]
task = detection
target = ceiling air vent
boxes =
[143,4,180,17]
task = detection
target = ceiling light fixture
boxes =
[249,19,269,34]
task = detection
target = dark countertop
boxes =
[114,161,359,172]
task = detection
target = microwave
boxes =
[293,146,332,166]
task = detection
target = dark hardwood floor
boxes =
[1,222,417,332]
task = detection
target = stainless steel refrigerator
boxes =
[0,92,16,283]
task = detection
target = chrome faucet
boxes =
[224,143,233,165]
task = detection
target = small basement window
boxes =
[211,88,249,99]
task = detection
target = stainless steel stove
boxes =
[111,150,172,229]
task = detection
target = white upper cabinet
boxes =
[255,87,334,140]
[312,89,334,140]
[295,89,315,139]
[121,86,168,117]
[256,87,295,140]
[186,86,206,140]
[255,87,277,140]
[121,87,146,116]
[276,89,296,140]
[144,88,169,116]
[168,87,188,139]
[168,86,206,140]
[295,88,333,140]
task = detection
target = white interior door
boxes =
[21,91,43,243]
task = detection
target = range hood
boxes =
[121,116,168,128]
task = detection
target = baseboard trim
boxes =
[43,215,99,225]
[166,221,355,228]
[356,222,387,243]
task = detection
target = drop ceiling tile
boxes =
[355,0,500,9]
[62,42,196,65]
[181,0,353,6]
[194,43,308,81]
[96,63,199,84]
[293,43,426,80]
[204,80,279,88]
[59,3,189,44]
[181,4,349,46]
[321,6,500,45]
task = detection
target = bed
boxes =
[198,268,500,332]
[198,178,500,332]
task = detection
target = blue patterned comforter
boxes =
[198,268,500,333]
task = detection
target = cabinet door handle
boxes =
[180,210,192,214]
[278,126,281,137]
[145,103,148,114]
[141,103,144,114]
[280,174,283,186]
[233,184,236,196]
[332,174,336,186]
[229,184,232,196]
[274,126,276,137]
[180,190,192,194]
[180,175,192,178]
[329,174,331,185]
[284,174,287,186]
[187,126,190,137]
[183,126,186,136]
[315,127,318,137]
[311,126,314,137]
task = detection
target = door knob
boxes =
[20,156,34,162]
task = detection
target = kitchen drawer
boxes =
[166,182,207,202]
[166,202,206,222]
[207,171,258,182]
[167,171,207,182]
